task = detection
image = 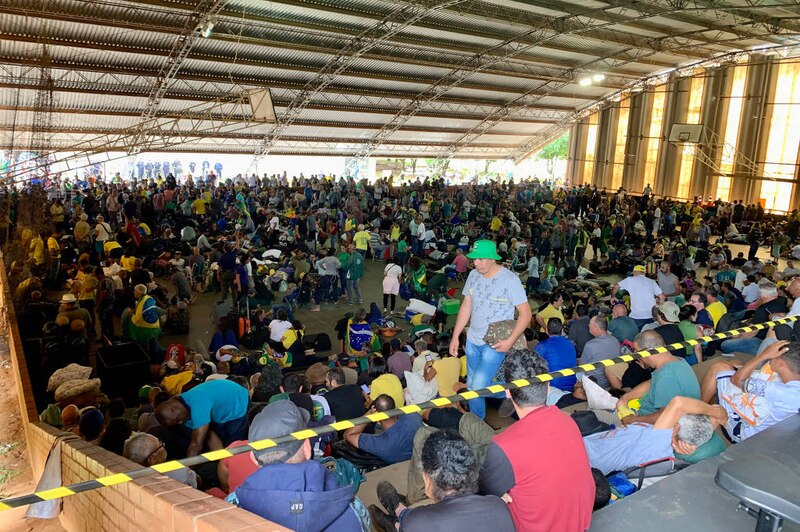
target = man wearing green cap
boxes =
[449,239,531,419]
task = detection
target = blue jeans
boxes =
[465,341,506,420]
[633,318,653,330]
[721,337,763,356]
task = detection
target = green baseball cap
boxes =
[467,240,502,260]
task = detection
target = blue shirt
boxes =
[584,425,674,474]
[535,336,577,391]
[180,379,249,429]
[218,251,237,272]
[358,413,422,464]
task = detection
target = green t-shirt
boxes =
[344,252,365,280]
[677,320,698,357]
[397,240,408,253]
[638,359,700,415]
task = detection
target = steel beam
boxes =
[252,0,469,158]
[0,62,575,122]
[127,0,230,153]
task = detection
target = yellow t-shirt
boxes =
[192,198,207,215]
[706,301,727,328]
[369,374,405,407]
[30,237,45,265]
[537,304,565,332]
[161,371,194,396]
[390,226,400,242]
[121,255,137,272]
[104,241,121,255]
[47,236,61,258]
[353,231,371,250]
[78,274,98,301]
[50,204,64,222]
[433,357,462,397]
[490,217,502,232]
[281,328,303,351]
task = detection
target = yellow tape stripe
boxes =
[330,420,356,431]
[290,429,321,441]
[97,473,132,487]
[249,438,278,451]
[152,461,184,473]
[201,449,234,462]
[36,487,76,500]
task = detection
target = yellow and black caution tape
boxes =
[1,314,797,511]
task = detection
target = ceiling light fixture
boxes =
[592,74,606,82]
[579,77,593,86]
[197,16,217,38]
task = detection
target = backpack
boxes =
[304,332,332,352]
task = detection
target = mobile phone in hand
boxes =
[361,384,370,394]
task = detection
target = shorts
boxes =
[715,369,745,442]
[212,415,248,446]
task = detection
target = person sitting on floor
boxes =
[583,396,727,474]
[368,430,515,532]
[123,432,199,488]
[234,400,369,530]
[478,349,594,532]
[701,339,800,442]
[344,394,422,465]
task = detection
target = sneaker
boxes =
[383,308,388,314]
[376,481,406,516]
[310,306,321,312]
[368,505,396,532]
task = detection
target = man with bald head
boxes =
[608,303,639,344]
[615,330,701,426]
[123,433,198,487]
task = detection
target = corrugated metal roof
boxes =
[1,0,796,160]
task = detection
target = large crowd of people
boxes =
[10,170,800,531]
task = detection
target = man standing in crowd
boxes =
[611,265,665,330]
[450,240,531,420]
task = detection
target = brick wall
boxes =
[3,259,288,531]
[27,423,288,532]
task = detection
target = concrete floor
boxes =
[160,255,445,356]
